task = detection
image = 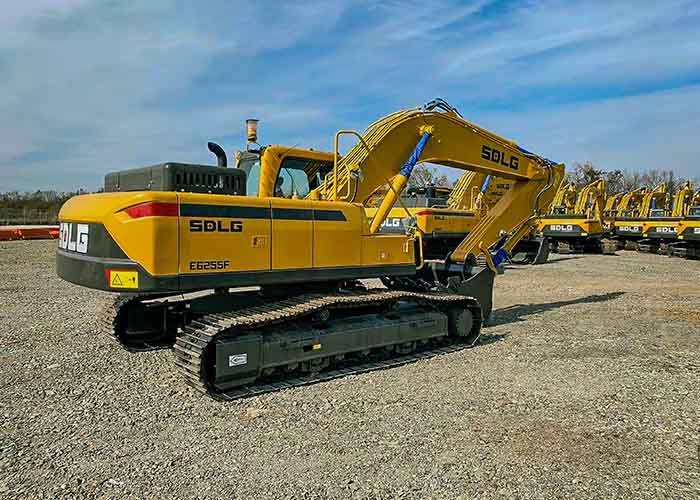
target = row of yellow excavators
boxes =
[55,98,696,399]
[539,178,700,258]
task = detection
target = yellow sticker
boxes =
[108,270,139,289]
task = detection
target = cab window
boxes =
[274,157,333,198]
[238,158,260,196]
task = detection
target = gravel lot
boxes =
[1,240,699,499]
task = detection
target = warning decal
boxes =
[108,270,139,289]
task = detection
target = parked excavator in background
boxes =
[603,193,623,218]
[364,170,554,265]
[602,192,624,232]
[364,171,500,258]
[547,181,577,215]
[57,98,563,399]
[673,187,700,259]
[610,186,650,250]
[537,178,616,254]
[638,181,693,254]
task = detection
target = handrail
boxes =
[332,130,373,201]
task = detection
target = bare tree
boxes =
[567,162,604,190]
[622,171,642,190]
[408,164,449,188]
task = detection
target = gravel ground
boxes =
[1,240,699,499]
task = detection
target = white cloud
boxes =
[0,0,699,190]
[473,85,700,176]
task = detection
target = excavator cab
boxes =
[236,148,334,198]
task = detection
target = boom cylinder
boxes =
[370,132,431,234]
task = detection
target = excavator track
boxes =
[637,239,659,254]
[173,289,481,400]
[99,294,179,352]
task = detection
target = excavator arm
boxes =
[604,193,623,217]
[310,99,564,267]
[446,171,484,210]
[692,188,700,207]
[639,183,668,217]
[617,187,648,217]
[549,182,577,214]
[448,164,563,264]
[572,179,606,222]
[671,180,693,217]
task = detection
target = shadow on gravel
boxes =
[537,255,588,264]
[488,291,625,326]
[478,333,509,345]
[504,255,586,270]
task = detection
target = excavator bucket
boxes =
[446,266,496,321]
[510,236,550,265]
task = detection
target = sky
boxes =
[1,0,699,191]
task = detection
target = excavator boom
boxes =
[313,99,561,268]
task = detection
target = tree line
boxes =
[0,190,89,224]
[566,162,699,195]
[408,163,699,195]
[0,190,85,212]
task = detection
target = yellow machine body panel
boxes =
[177,193,272,274]
[677,214,700,242]
[642,218,680,239]
[614,219,645,237]
[364,205,478,236]
[58,191,415,293]
[310,200,364,268]
[537,217,606,238]
[59,191,180,278]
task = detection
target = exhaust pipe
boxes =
[207,142,227,167]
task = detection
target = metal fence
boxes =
[0,208,59,225]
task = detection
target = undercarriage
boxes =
[101,275,486,400]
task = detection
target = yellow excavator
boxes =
[610,186,649,249]
[57,98,563,399]
[638,181,692,254]
[363,171,495,258]
[673,187,700,258]
[602,192,624,231]
[537,178,616,254]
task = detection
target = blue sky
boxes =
[1,0,699,191]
